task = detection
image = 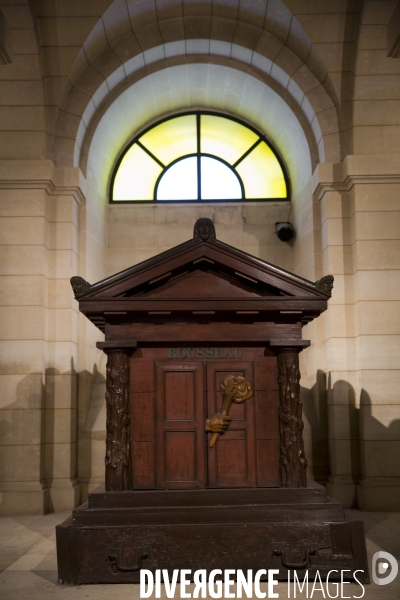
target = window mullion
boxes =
[136,140,165,169]
[233,138,262,168]
[197,113,201,201]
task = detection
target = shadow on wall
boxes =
[1,367,399,512]
[0,360,104,513]
[44,362,107,508]
[78,363,107,502]
[301,372,400,509]
[301,370,330,486]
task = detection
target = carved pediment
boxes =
[74,220,332,332]
[79,219,329,301]
[122,263,286,300]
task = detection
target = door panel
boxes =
[254,359,279,391]
[254,390,279,440]
[156,362,205,489]
[253,360,280,487]
[256,439,280,486]
[131,359,156,489]
[214,431,247,480]
[164,431,196,482]
[207,362,256,488]
[164,371,195,420]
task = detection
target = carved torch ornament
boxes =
[206,375,253,448]
[105,350,132,491]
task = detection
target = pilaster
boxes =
[271,340,310,488]
[0,160,85,514]
[313,155,400,509]
[97,342,136,491]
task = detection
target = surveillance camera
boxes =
[275,222,294,242]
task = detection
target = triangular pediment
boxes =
[71,220,333,334]
[76,237,328,302]
[135,265,276,299]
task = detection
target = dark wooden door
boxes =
[207,362,256,488]
[155,362,205,489]
[131,349,280,490]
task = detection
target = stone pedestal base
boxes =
[357,477,400,511]
[48,479,80,512]
[0,482,48,515]
[326,475,358,508]
[56,483,369,585]
[0,480,81,516]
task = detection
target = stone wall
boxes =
[0,0,399,513]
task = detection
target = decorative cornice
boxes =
[270,339,311,349]
[312,156,400,200]
[97,341,137,351]
[0,179,86,203]
[313,173,400,200]
[0,161,86,204]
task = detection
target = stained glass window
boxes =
[111,112,289,203]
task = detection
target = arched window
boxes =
[110,112,289,203]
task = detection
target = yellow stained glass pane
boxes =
[201,115,259,165]
[139,115,197,165]
[112,144,162,201]
[236,142,287,198]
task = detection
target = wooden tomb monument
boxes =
[57,218,369,585]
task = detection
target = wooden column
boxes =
[97,341,137,491]
[271,341,309,488]
[104,349,132,491]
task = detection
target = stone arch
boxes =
[49,0,345,168]
[77,49,321,177]
[84,62,313,202]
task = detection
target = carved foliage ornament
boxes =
[193,218,216,242]
[277,350,308,488]
[105,350,131,491]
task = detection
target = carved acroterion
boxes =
[315,275,334,295]
[193,218,216,242]
[70,276,91,298]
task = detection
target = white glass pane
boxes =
[200,156,242,200]
[113,144,162,201]
[157,156,198,200]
